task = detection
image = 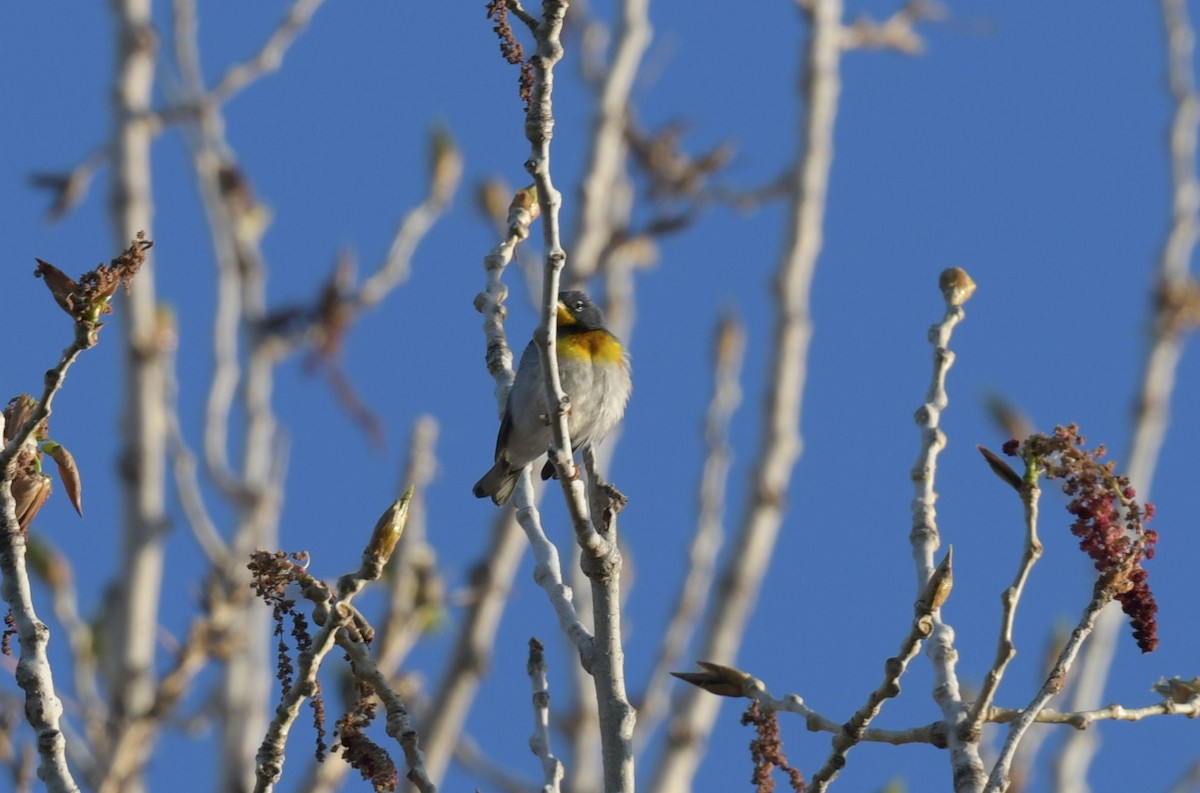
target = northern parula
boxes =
[473,290,632,505]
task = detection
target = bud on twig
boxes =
[938,267,976,307]
[672,661,755,698]
[363,488,414,570]
[509,184,541,227]
[918,547,954,613]
[429,126,463,204]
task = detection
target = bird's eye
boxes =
[575,301,585,312]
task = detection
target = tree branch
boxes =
[964,458,1043,738]
[1055,0,1200,785]
[809,552,952,791]
[527,638,565,792]
[907,267,986,792]
[635,315,744,750]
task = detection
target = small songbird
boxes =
[473,290,631,505]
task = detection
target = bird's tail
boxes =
[472,462,521,505]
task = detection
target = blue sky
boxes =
[2,1,1197,792]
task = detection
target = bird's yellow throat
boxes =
[558,329,623,364]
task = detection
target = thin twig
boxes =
[210,0,328,105]
[521,5,635,790]
[29,145,110,223]
[841,0,935,54]
[255,496,422,792]
[527,638,565,792]
[337,635,437,793]
[635,315,744,749]
[451,733,539,793]
[376,417,442,672]
[415,510,528,785]
[1055,0,1200,786]
[963,467,1043,737]
[358,133,461,307]
[98,585,241,793]
[474,183,596,669]
[515,479,595,659]
[40,547,107,761]
[985,580,1119,792]
[0,327,91,793]
[808,552,952,791]
[987,696,1200,728]
[674,664,948,748]
[506,0,540,32]
[163,332,229,568]
[907,268,986,792]
[569,0,652,281]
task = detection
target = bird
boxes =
[473,290,631,505]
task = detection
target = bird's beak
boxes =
[556,300,575,326]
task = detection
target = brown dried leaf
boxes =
[977,444,1023,492]
[44,441,82,517]
[12,471,51,533]
[33,259,79,316]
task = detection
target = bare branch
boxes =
[376,417,443,673]
[636,315,744,749]
[907,267,986,791]
[527,638,565,792]
[451,733,539,793]
[809,551,952,791]
[28,145,109,223]
[0,236,148,790]
[210,0,329,105]
[506,0,540,33]
[416,509,528,785]
[1057,0,1200,784]
[35,542,107,760]
[357,129,463,309]
[986,579,1122,792]
[163,336,229,569]
[98,581,243,792]
[515,479,595,661]
[337,634,436,793]
[254,494,420,792]
[0,402,87,793]
[964,458,1043,737]
[987,696,1200,728]
[569,0,653,281]
[671,663,948,748]
[520,5,636,790]
[105,8,168,784]
[841,0,940,54]
[473,182,595,675]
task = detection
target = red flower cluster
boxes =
[1005,425,1159,653]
